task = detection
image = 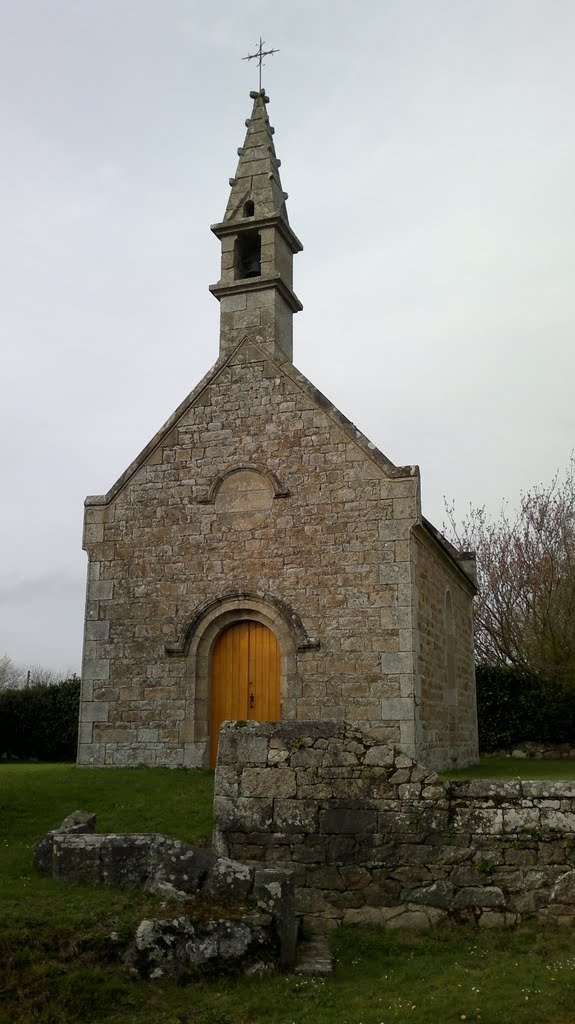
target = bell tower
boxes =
[210,90,303,363]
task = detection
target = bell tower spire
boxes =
[209,90,303,363]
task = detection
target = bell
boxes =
[245,253,261,277]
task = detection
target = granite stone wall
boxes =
[78,343,435,769]
[214,721,575,930]
[412,529,478,771]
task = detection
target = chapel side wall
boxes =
[78,348,420,768]
[78,503,124,763]
[412,530,478,771]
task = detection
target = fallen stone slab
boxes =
[33,811,300,974]
[295,934,333,977]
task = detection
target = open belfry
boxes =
[77,89,479,772]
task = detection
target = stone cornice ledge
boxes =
[209,274,303,314]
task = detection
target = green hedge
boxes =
[476,664,575,751]
[0,678,80,761]
[1,668,572,760]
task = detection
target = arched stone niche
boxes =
[215,469,273,530]
[197,465,290,531]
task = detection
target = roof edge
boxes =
[85,338,420,509]
[281,356,418,481]
[418,517,478,592]
[84,346,239,508]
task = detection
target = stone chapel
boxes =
[77,90,479,773]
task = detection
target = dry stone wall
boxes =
[214,721,575,930]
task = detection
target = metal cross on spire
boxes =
[242,37,279,91]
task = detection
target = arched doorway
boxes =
[210,620,280,767]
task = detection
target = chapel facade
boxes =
[77,90,478,773]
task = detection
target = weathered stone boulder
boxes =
[203,857,253,903]
[452,886,505,910]
[406,880,455,909]
[33,809,97,875]
[126,914,274,979]
[33,812,299,972]
[60,810,97,833]
[152,839,216,893]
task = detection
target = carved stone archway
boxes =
[166,591,318,767]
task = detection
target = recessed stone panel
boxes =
[215,469,274,530]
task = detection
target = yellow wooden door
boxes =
[210,621,280,767]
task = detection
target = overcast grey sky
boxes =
[1,0,574,671]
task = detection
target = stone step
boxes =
[295,934,333,977]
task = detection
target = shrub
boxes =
[0,678,80,761]
[476,664,575,751]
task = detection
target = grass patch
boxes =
[0,763,214,1023]
[443,758,575,781]
[2,763,575,1023]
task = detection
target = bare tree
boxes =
[0,654,25,690]
[0,657,78,690]
[445,457,575,687]
[26,666,60,687]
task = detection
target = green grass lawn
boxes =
[2,763,575,1023]
[443,757,575,781]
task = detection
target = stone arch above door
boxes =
[165,591,319,657]
[166,591,318,768]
